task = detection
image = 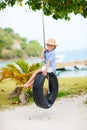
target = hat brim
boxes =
[46,42,57,46]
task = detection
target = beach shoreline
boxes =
[56,60,87,69]
[0,58,87,65]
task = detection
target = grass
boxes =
[58,77,87,97]
[0,79,19,110]
[0,77,87,110]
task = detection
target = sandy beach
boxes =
[0,94,87,130]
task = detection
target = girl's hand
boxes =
[42,69,47,76]
[42,48,47,53]
[41,48,47,59]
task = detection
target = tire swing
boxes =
[33,72,59,109]
[33,1,59,109]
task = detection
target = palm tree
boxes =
[0,59,42,85]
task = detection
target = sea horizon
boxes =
[56,48,87,63]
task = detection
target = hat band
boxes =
[46,42,57,46]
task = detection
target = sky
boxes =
[0,4,87,52]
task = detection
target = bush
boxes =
[14,49,23,58]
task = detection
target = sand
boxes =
[0,94,87,130]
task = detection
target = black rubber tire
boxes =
[33,72,59,109]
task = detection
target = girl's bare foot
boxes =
[23,83,31,88]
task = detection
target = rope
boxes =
[41,1,50,93]
[41,1,45,48]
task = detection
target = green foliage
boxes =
[29,62,42,72]
[16,59,29,73]
[7,63,21,74]
[27,40,42,57]
[0,0,87,20]
[0,27,43,59]
[0,51,16,59]
[20,42,27,50]
[4,27,14,33]
[58,77,87,98]
[0,58,42,84]
[14,49,23,58]
[0,27,13,51]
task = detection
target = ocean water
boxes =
[0,49,87,77]
[56,69,87,78]
[56,49,87,63]
[56,49,87,77]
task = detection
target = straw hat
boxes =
[46,38,57,47]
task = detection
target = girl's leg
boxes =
[23,68,42,88]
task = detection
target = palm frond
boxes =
[7,64,21,74]
[16,59,29,73]
[0,59,42,85]
[14,73,33,84]
[29,63,42,72]
[0,67,14,80]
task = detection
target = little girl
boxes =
[23,38,57,88]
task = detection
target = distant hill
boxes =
[0,27,43,59]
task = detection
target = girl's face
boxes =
[47,44,55,51]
